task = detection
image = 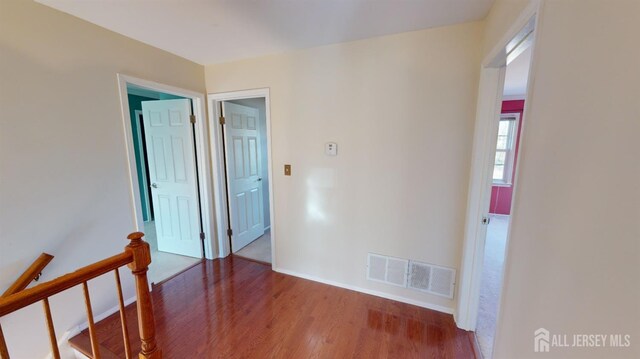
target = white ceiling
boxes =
[37,0,495,65]
[503,46,532,99]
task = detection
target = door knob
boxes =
[151,183,158,188]
[257,178,262,182]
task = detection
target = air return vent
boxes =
[408,261,456,298]
[367,253,408,287]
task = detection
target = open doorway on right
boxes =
[476,45,532,359]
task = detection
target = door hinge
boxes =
[227,228,232,237]
[199,232,205,240]
[219,116,225,125]
[190,114,196,124]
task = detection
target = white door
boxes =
[142,99,201,258]
[223,102,265,252]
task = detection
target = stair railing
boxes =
[0,232,161,359]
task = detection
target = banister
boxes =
[0,232,161,359]
[0,252,132,317]
[2,253,55,297]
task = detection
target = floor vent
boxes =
[367,254,456,298]
[408,261,456,298]
[367,253,408,287]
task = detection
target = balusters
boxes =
[114,269,132,359]
[0,324,9,359]
[42,298,60,359]
[0,232,163,359]
[0,232,162,358]
[82,282,101,359]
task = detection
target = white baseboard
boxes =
[273,267,454,315]
[43,330,74,359]
[72,348,89,359]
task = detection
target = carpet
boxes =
[476,214,509,359]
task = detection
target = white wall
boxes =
[206,22,483,311]
[228,98,271,228]
[485,0,640,358]
[0,1,205,357]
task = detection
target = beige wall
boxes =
[206,22,483,311]
[0,0,205,357]
[487,0,640,358]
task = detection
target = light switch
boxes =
[284,164,291,176]
[325,142,338,156]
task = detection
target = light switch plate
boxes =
[284,164,291,176]
[325,142,338,156]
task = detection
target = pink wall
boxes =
[489,100,524,215]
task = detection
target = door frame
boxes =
[455,0,542,331]
[207,89,275,266]
[117,74,216,259]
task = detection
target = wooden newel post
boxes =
[126,232,162,359]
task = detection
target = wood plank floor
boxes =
[70,256,476,358]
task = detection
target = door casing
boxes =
[455,0,542,336]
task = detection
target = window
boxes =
[492,113,520,185]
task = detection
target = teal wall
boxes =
[128,94,155,221]
[158,93,185,100]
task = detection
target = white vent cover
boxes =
[408,261,456,299]
[367,253,408,287]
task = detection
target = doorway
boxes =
[455,2,541,357]
[475,45,532,358]
[118,75,216,285]
[208,89,275,266]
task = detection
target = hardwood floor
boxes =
[70,256,476,358]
